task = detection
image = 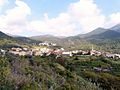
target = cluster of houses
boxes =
[39,42,57,47]
[3,46,119,59]
[105,53,120,59]
[9,47,32,56]
[0,43,120,59]
[8,47,64,57]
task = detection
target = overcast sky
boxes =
[0,0,120,36]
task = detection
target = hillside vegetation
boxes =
[0,54,99,90]
[0,54,120,90]
[0,31,41,49]
[31,24,120,53]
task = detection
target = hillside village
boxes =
[1,30,120,90]
[1,41,120,74]
[1,41,120,59]
[1,0,120,89]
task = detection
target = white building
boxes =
[62,51,73,57]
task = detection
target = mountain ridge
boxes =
[0,31,42,49]
[30,24,120,52]
[1,23,120,53]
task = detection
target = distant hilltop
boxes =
[1,23,120,53]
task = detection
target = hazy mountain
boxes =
[30,24,120,41]
[30,35,62,43]
[0,31,12,38]
[0,31,41,49]
[15,36,41,44]
[70,24,120,40]
[1,23,120,52]
[6,33,22,37]
[5,33,41,44]
[30,34,94,50]
[0,31,21,48]
[87,30,120,40]
[82,25,120,53]
[110,23,120,33]
[83,28,109,38]
[30,24,120,52]
[75,28,109,38]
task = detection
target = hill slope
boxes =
[31,35,62,43]
[87,30,120,39]
[30,24,120,53]
[110,23,120,33]
[0,31,41,49]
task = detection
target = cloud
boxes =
[30,13,78,36]
[0,0,31,34]
[108,12,120,26]
[0,0,7,6]
[0,0,120,36]
[6,0,31,21]
[30,0,106,36]
[68,0,106,33]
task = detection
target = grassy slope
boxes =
[0,54,99,90]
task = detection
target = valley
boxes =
[0,24,120,90]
